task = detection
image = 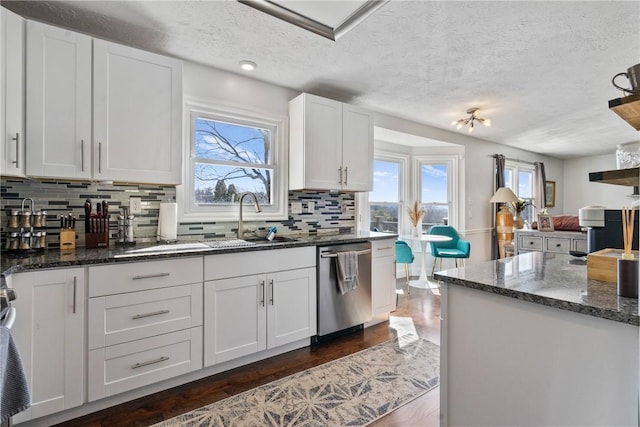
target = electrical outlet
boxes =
[130,197,142,214]
[291,202,302,214]
[307,201,315,213]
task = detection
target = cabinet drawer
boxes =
[205,246,315,281]
[371,239,395,259]
[88,327,202,401]
[88,283,202,349]
[545,237,571,253]
[89,257,202,297]
[573,238,587,253]
[518,236,542,251]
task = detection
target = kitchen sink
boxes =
[242,236,299,244]
[114,242,214,258]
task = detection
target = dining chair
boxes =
[428,225,471,275]
[395,240,415,294]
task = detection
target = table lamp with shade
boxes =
[489,187,520,257]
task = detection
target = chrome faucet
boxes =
[237,192,262,239]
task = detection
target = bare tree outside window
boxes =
[193,117,274,205]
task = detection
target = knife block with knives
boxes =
[59,213,77,250]
[85,199,110,249]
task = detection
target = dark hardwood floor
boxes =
[57,280,441,427]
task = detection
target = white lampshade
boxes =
[489,187,519,204]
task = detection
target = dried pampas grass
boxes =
[407,201,424,227]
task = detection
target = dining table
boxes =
[399,233,453,289]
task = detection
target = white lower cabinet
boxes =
[87,257,203,402]
[371,238,397,315]
[203,247,316,367]
[11,268,85,423]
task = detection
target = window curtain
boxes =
[492,154,506,259]
[535,162,547,210]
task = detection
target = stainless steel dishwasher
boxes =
[314,241,372,342]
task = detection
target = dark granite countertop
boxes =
[434,251,638,326]
[1,231,396,283]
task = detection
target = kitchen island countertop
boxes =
[435,251,638,325]
[1,231,396,283]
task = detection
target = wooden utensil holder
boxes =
[59,230,76,250]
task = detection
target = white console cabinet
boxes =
[515,229,587,254]
[203,247,316,367]
[289,93,373,191]
[25,20,182,184]
[11,268,85,423]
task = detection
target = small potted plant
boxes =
[407,201,425,236]
[510,199,534,229]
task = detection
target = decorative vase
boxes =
[412,225,420,237]
[617,258,638,298]
[513,214,525,230]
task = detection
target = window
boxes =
[505,162,535,224]
[369,159,401,232]
[417,156,457,231]
[178,103,288,221]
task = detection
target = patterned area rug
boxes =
[153,336,439,427]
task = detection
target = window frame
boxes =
[177,101,288,222]
[504,161,536,223]
[414,155,458,230]
[358,150,409,233]
[367,154,408,233]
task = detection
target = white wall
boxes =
[564,153,633,213]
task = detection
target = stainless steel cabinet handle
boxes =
[72,276,77,314]
[11,133,19,167]
[378,246,393,251]
[338,166,343,185]
[98,142,102,173]
[81,140,85,171]
[132,309,170,320]
[269,279,274,305]
[260,280,265,307]
[132,272,170,280]
[131,356,169,370]
[344,166,348,186]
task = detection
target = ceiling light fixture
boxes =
[239,60,257,71]
[451,108,491,133]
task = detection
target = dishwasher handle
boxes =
[320,249,371,258]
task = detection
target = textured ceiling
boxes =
[5,0,640,159]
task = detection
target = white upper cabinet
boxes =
[25,20,92,179]
[289,93,373,192]
[25,20,182,184]
[93,40,182,184]
[1,7,26,177]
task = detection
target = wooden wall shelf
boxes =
[609,94,640,130]
[588,166,639,187]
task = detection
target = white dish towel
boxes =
[336,251,359,295]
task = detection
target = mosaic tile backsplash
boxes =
[0,178,355,249]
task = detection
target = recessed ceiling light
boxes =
[239,60,257,71]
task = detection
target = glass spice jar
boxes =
[33,211,44,227]
[7,210,20,228]
[38,231,46,249]
[20,232,31,250]
[20,211,32,228]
